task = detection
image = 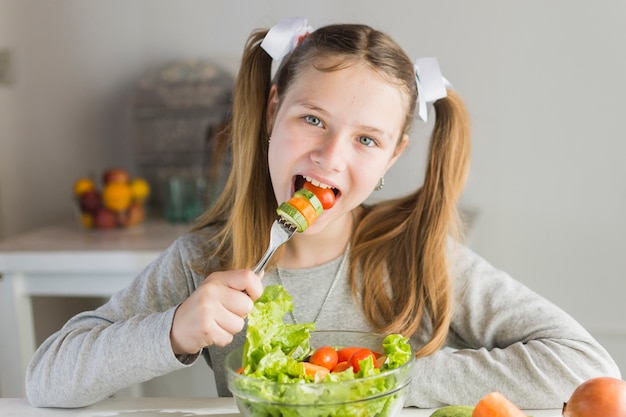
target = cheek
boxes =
[267,134,303,196]
[347,162,385,195]
[267,145,285,189]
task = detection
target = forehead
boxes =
[283,62,409,135]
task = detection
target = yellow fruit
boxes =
[73,178,96,196]
[102,182,132,212]
[79,212,94,229]
[129,177,150,202]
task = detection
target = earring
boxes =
[375,177,384,191]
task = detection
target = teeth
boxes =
[304,176,332,189]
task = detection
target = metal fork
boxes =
[252,216,298,275]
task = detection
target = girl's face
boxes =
[267,61,409,233]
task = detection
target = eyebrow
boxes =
[295,101,393,141]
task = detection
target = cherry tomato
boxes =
[332,361,351,373]
[336,347,360,363]
[348,348,376,373]
[309,346,338,371]
[303,182,335,210]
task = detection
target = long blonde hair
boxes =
[193,23,471,358]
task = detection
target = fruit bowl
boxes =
[73,168,150,230]
[225,330,415,417]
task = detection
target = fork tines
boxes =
[277,216,298,234]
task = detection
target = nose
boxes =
[310,134,348,172]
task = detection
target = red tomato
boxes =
[303,182,335,210]
[332,361,351,373]
[337,347,360,363]
[309,346,338,371]
[348,348,376,373]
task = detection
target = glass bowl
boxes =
[225,330,415,417]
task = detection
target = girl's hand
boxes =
[169,269,263,355]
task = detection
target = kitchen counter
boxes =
[0,397,562,417]
[0,220,189,397]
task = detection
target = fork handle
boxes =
[252,246,277,275]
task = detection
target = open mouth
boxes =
[295,175,340,198]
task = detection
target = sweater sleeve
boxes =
[25,234,205,408]
[405,243,621,409]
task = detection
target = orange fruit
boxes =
[102,182,132,212]
[125,203,146,227]
[129,177,150,202]
[73,178,96,196]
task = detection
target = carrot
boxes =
[472,392,526,417]
[302,362,330,379]
[287,196,318,227]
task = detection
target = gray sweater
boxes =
[25,226,620,409]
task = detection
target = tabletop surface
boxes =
[0,219,189,253]
[0,397,563,417]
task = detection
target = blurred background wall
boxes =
[1,0,624,396]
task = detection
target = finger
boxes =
[223,290,255,318]
[205,327,234,347]
[216,269,263,301]
[240,270,264,300]
[215,311,246,336]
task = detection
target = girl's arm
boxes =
[25,229,261,408]
[25,236,198,408]
[406,244,620,408]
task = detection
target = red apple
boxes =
[79,189,101,214]
[94,208,117,229]
[102,168,130,185]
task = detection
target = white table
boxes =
[0,220,189,398]
[0,397,562,417]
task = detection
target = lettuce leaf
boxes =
[241,284,315,379]
[382,333,413,370]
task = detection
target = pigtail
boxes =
[193,29,276,271]
[352,89,470,357]
[409,89,470,354]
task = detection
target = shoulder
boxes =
[174,225,218,254]
[170,224,223,274]
[446,239,527,298]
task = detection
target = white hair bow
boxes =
[414,58,452,122]
[261,17,313,61]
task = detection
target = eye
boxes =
[358,136,377,147]
[304,115,324,127]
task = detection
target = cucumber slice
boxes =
[294,188,323,216]
[276,201,309,232]
[429,405,474,417]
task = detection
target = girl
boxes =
[26,18,619,409]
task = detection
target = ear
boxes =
[385,133,409,171]
[266,85,279,136]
